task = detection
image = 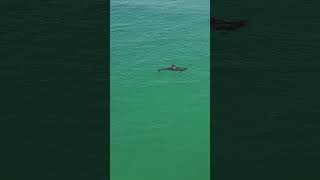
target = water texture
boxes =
[111,0,210,179]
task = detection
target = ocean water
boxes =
[111,0,210,179]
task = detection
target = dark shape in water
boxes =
[211,17,248,31]
[158,65,187,72]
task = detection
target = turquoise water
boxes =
[111,0,210,179]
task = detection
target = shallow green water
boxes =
[111,0,209,179]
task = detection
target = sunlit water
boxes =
[111,0,210,179]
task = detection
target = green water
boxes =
[212,0,320,179]
[111,0,210,179]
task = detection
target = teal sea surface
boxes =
[111,0,210,179]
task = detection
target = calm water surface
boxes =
[111,0,209,179]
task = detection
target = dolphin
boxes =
[211,17,248,31]
[158,65,187,72]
